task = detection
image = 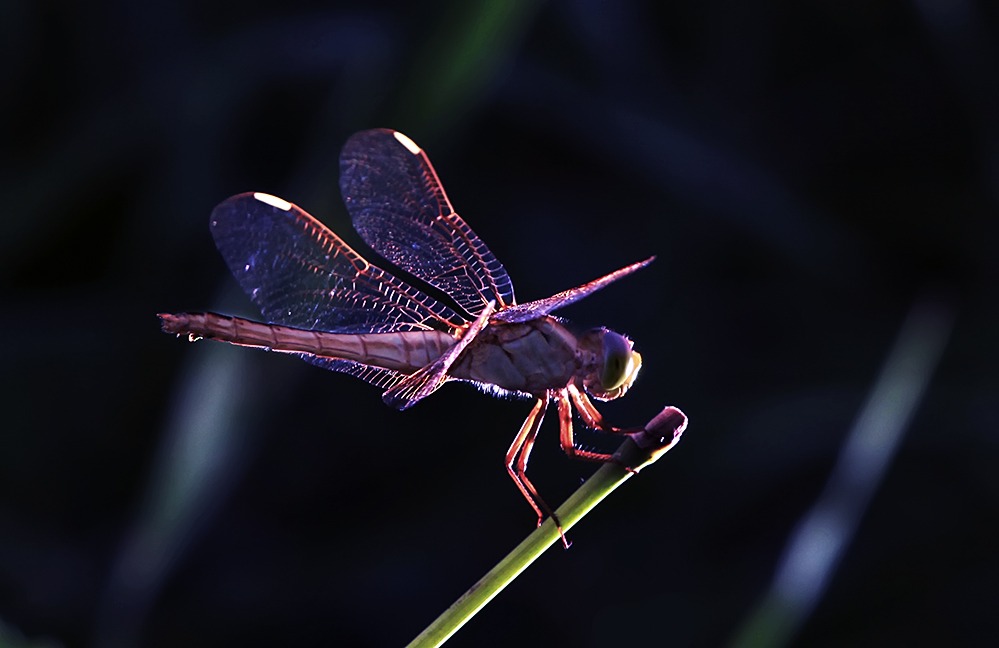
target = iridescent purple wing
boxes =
[210,192,466,388]
[339,129,516,317]
[494,257,656,323]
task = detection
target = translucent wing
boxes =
[494,257,655,323]
[210,192,466,387]
[339,129,516,317]
[307,357,411,392]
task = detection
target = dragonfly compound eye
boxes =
[600,331,641,394]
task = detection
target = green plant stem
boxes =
[406,406,687,648]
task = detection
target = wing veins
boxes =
[339,129,517,318]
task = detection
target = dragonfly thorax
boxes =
[450,317,582,396]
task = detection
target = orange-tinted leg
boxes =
[505,397,547,523]
[568,384,643,434]
[557,389,618,462]
[505,395,570,547]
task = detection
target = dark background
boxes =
[2,1,997,646]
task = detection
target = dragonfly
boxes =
[160,129,654,539]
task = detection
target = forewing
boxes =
[210,192,465,335]
[494,257,655,323]
[339,129,516,316]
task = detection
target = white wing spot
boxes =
[393,132,421,155]
[253,193,293,211]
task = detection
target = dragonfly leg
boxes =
[505,396,569,547]
[568,384,644,435]
[505,397,547,523]
[563,386,647,474]
[557,390,619,463]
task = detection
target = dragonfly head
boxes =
[579,328,643,401]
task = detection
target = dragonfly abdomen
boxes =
[159,312,455,374]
